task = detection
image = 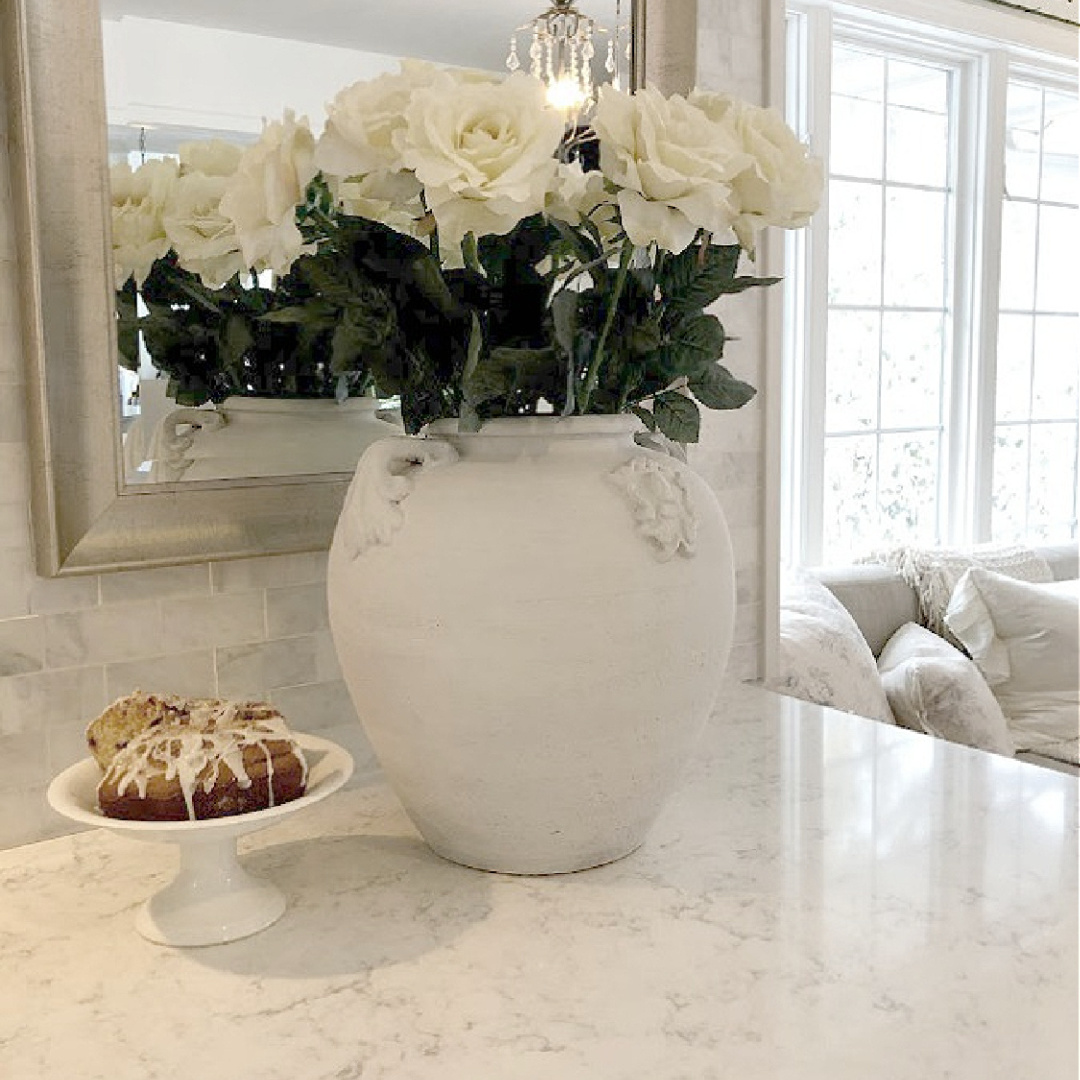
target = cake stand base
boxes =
[135,833,286,947]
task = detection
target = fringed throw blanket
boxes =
[863,544,1054,639]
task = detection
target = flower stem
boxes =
[547,237,627,311]
[462,232,481,274]
[579,238,633,414]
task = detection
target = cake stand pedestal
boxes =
[135,827,289,946]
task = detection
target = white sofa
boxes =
[812,544,1078,658]
[773,544,1079,773]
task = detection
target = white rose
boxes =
[546,162,621,244]
[690,92,823,251]
[314,62,450,237]
[218,111,317,277]
[110,158,178,288]
[315,59,449,181]
[591,85,752,253]
[163,172,246,288]
[178,138,244,178]
[394,71,565,258]
[546,160,590,224]
[333,168,426,237]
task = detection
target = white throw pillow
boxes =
[768,572,895,725]
[944,569,1079,764]
[867,544,1052,641]
[878,622,1014,756]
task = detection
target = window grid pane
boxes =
[821,45,953,560]
[992,81,1080,545]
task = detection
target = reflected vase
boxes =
[144,396,401,483]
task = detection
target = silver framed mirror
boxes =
[3,0,647,576]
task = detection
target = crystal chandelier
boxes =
[507,0,626,115]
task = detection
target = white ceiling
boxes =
[99,0,626,73]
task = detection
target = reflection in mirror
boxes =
[99,0,635,485]
[6,0,645,575]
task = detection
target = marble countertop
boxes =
[1,683,1076,1080]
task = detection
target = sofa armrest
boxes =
[810,565,919,657]
[1041,544,1080,582]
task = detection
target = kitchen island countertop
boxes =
[1,682,1075,1080]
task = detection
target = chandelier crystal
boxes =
[507,0,623,116]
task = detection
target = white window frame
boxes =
[781,0,1078,567]
[973,57,1080,540]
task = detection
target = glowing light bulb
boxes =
[546,74,587,113]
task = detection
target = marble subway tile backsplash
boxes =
[0,615,44,676]
[103,649,217,702]
[0,547,375,850]
[266,581,331,637]
[98,561,211,604]
[28,572,101,616]
[44,600,166,668]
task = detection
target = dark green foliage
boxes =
[119,175,775,437]
[120,250,361,406]
[534,237,773,442]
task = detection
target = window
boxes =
[992,79,1079,542]
[783,1,1078,566]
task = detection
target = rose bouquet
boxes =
[113,61,821,438]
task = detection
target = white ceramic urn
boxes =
[327,416,735,874]
[146,396,401,483]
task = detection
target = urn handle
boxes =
[337,436,459,559]
[149,407,227,482]
[608,454,699,560]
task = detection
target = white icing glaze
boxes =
[100,702,307,819]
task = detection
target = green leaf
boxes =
[630,404,657,432]
[115,284,140,371]
[550,217,602,267]
[653,391,701,444]
[221,314,254,367]
[658,243,740,313]
[459,313,486,431]
[168,273,227,316]
[721,274,782,295]
[404,255,461,318]
[342,217,459,317]
[550,290,579,359]
[259,303,336,327]
[628,319,663,356]
[688,363,757,411]
[293,258,355,305]
[479,215,561,282]
[461,340,561,426]
[660,313,726,377]
[330,321,365,376]
[484,346,558,397]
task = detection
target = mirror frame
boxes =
[3,0,647,576]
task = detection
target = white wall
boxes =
[652,0,777,681]
[102,17,401,139]
[0,0,773,849]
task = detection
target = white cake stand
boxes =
[47,733,353,948]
